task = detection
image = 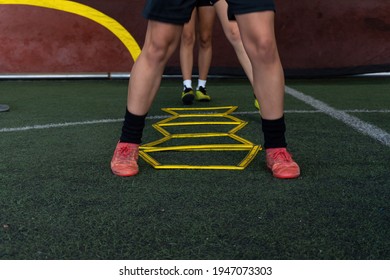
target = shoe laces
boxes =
[183,86,193,93]
[116,145,138,163]
[269,149,293,163]
[197,86,207,94]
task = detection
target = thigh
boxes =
[234,11,277,54]
[143,20,184,54]
[197,5,216,40]
[143,0,197,24]
[182,9,197,39]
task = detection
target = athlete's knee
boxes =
[181,31,196,46]
[246,37,278,63]
[198,35,212,49]
[145,40,176,64]
[226,26,241,46]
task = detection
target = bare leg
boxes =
[180,9,197,84]
[235,11,284,120]
[214,0,253,85]
[234,11,300,179]
[196,6,216,81]
[111,20,184,177]
[127,20,183,115]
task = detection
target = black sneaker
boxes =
[181,86,195,105]
[195,86,211,101]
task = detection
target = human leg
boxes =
[180,9,197,104]
[112,0,198,176]
[195,4,215,101]
[112,20,185,176]
[128,21,183,115]
[214,0,253,85]
[235,11,284,119]
[214,0,259,109]
[232,7,299,178]
[112,20,183,176]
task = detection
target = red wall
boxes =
[0,0,389,77]
[275,0,390,76]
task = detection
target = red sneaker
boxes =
[266,148,300,179]
[111,142,139,176]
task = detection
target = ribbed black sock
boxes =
[119,108,147,144]
[261,116,287,149]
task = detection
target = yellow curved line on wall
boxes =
[0,0,141,61]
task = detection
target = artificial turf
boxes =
[0,77,389,259]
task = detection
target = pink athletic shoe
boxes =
[266,148,300,179]
[111,142,139,177]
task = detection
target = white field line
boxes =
[0,108,389,137]
[285,86,390,147]
[0,118,123,133]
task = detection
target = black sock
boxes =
[119,108,147,144]
[261,116,287,149]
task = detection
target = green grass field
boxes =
[0,77,389,260]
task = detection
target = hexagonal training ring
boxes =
[139,106,261,170]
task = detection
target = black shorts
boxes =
[226,0,275,20]
[212,0,275,20]
[197,0,212,7]
[143,0,275,24]
[143,0,197,24]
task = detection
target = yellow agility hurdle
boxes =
[139,106,262,170]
